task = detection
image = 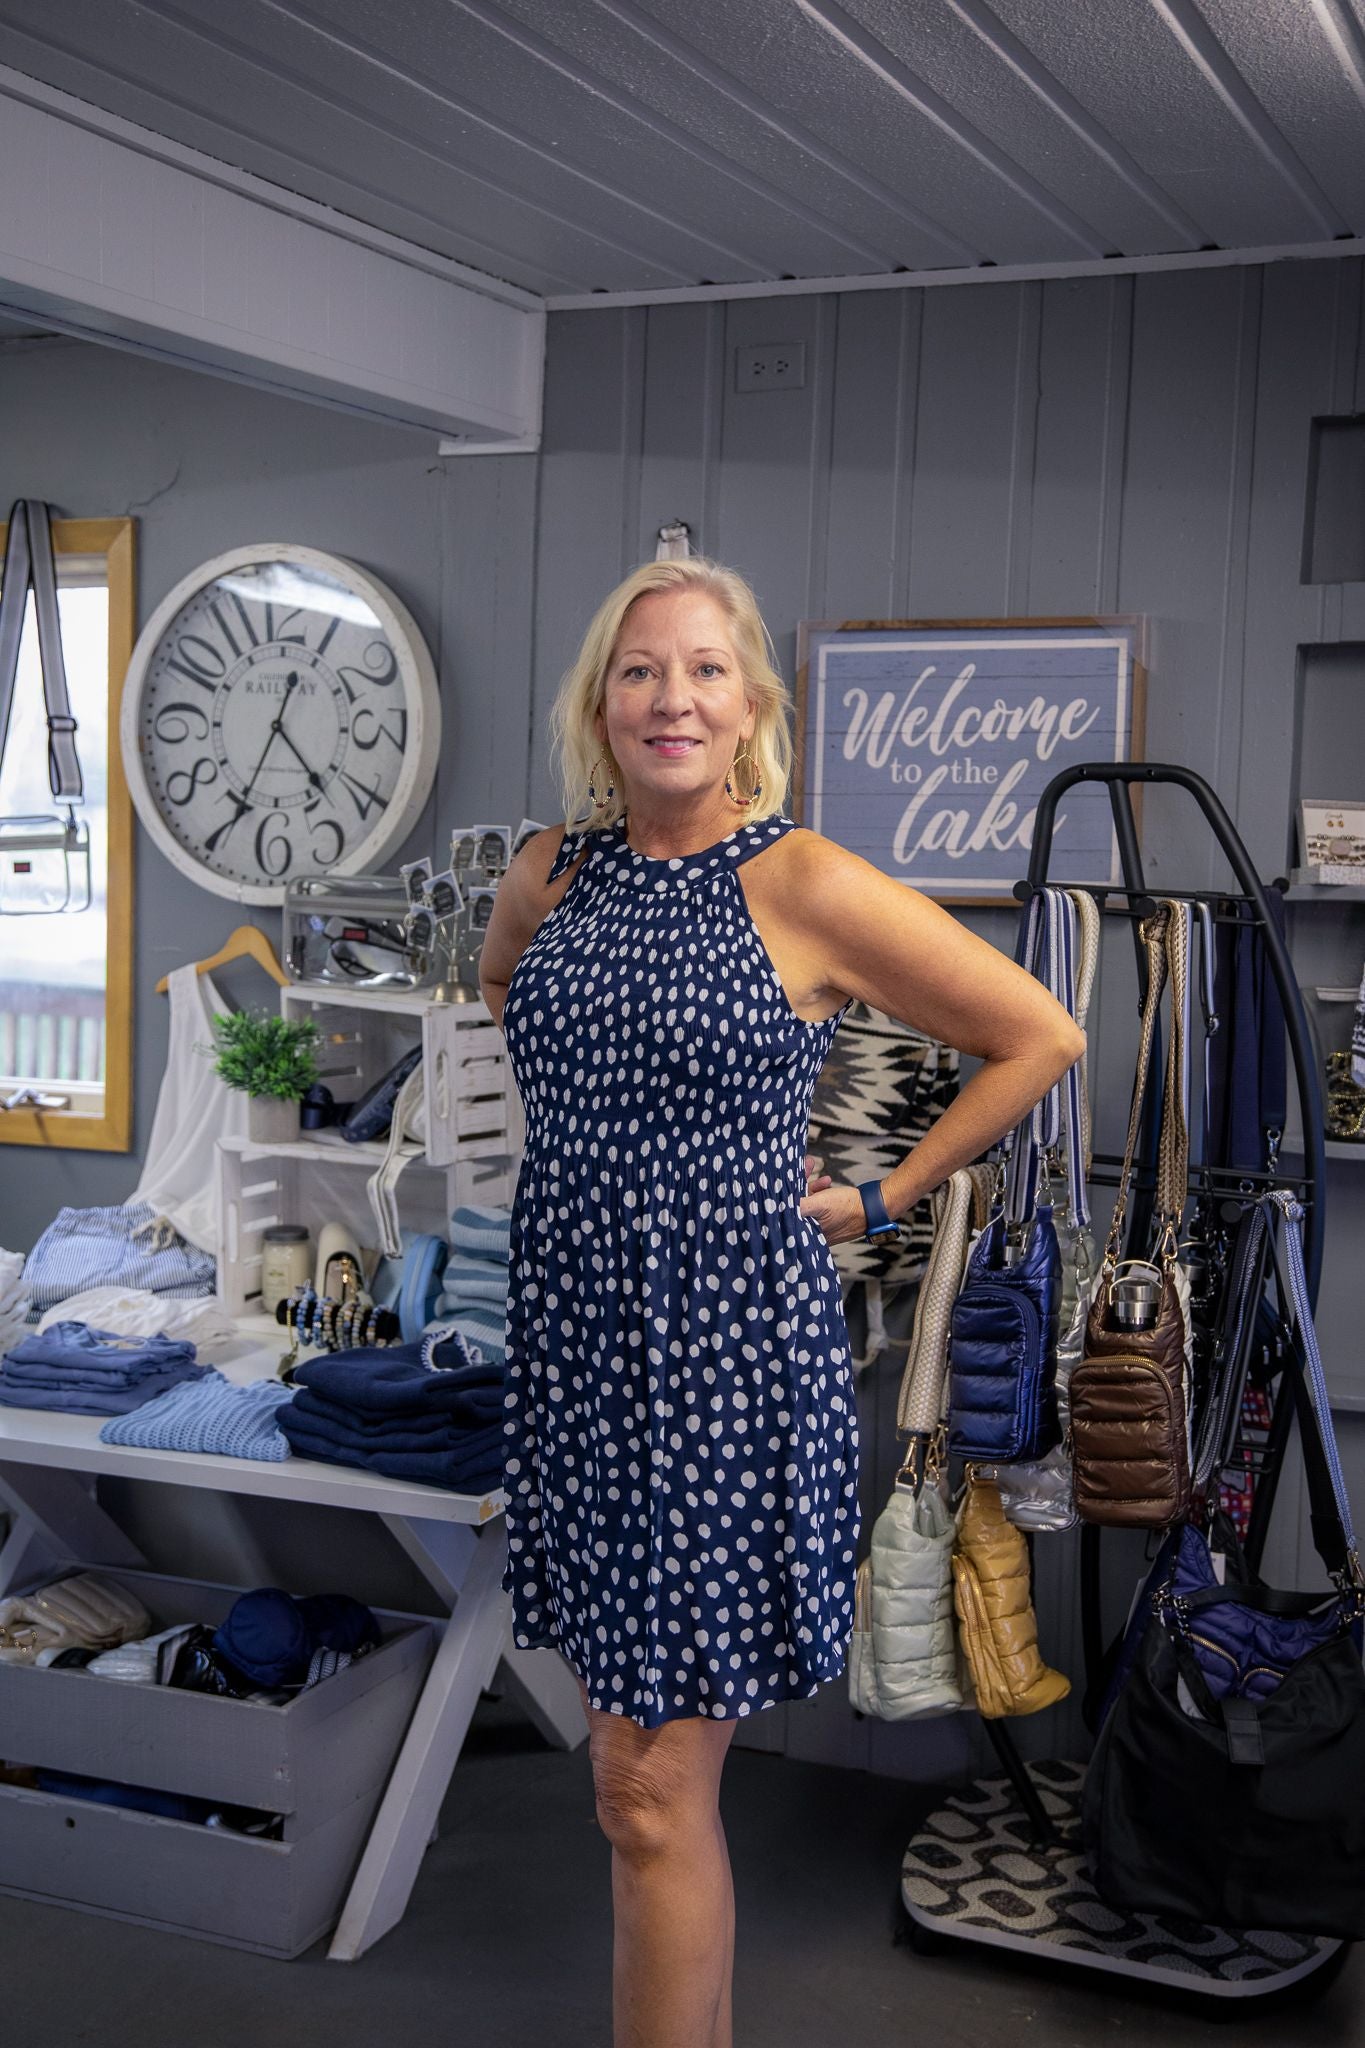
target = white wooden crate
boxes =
[215,1134,518,1319]
[278,985,525,1171]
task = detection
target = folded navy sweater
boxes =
[288,1341,503,1419]
[287,1381,503,1440]
[279,1413,504,1491]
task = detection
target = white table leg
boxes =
[381,1514,587,1751]
[495,1638,590,1751]
[0,1463,148,1597]
[328,1518,512,1962]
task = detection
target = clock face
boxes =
[121,546,439,903]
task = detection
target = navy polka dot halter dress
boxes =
[500,809,862,1727]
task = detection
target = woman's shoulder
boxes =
[780,823,868,883]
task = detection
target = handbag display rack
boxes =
[898,761,1340,2004]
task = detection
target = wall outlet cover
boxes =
[735,342,807,393]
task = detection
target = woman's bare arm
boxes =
[789,831,1085,1234]
[477,826,580,1028]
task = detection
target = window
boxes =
[0,517,134,1150]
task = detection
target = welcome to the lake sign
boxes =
[794,617,1145,901]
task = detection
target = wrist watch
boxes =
[857,1177,900,1243]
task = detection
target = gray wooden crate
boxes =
[0,1615,430,1827]
[0,1572,433,1954]
[0,1782,387,1957]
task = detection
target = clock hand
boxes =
[205,673,302,856]
[272,716,327,794]
[238,670,300,806]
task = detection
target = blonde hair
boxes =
[547,556,793,831]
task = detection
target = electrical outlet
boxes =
[734,342,807,393]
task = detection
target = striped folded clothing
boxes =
[22,1202,216,1313]
[436,1253,509,1307]
[425,1300,508,1370]
[447,1204,511,1263]
[99,1370,296,1462]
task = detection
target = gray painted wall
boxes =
[2,260,1363,1777]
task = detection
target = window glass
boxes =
[0,555,113,1123]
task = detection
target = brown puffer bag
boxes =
[950,1472,1071,1718]
[1070,902,1194,1530]
[1072,1264,1192,1526]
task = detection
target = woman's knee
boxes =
[587,1722,721,1857]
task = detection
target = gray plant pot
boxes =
[247,1095,301,1146]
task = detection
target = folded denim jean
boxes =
[4,1322,198,1376]
[0,1367,208,1415]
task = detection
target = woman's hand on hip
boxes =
[798,1182,876,1247]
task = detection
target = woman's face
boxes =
[596,587,755,810]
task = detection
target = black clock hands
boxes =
[239,670,300,803]
[205,671,303,854]
[271,711,328,794]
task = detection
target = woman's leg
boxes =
[573,1672,738,2048]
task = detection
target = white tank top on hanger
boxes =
[129,963,249,1256]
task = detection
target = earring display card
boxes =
[1296,798,1365,883]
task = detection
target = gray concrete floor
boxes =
[1,1689,1362,2048]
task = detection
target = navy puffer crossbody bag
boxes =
[947,1202,1062,1462]
[947,888,1074,1464]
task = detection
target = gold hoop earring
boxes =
[724,745,761,810]
[587,755,616,811]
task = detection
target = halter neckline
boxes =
[611,813,774,868]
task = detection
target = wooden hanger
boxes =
[156,924,288,995]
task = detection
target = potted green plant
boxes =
[205,1007,321,1144]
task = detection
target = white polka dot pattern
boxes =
[499,811,861,1728]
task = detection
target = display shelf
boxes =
[278,982,522,1171]
[279,982,490,1018]
[216,1135,517,1317]
[225,1131,427,1170]
[1284,882,1365,902]
[1278,1132,1365,1164]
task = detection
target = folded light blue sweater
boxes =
[99,1370,296,1461]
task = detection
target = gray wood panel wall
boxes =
[3,258,1364,1780]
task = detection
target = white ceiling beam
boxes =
[0,64,544,445]
[546,234,1365,311]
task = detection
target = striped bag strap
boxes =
[895,1167,974,1481]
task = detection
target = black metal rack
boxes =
[898,762,1338,1999]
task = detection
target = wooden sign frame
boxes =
[792,615,1147,906]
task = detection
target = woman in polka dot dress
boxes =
[480,558,1084,2048]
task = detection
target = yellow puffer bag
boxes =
[951,1471,1071,1718]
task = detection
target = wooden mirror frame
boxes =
[0,515,135,1152]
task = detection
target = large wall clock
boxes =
[120,543,440,904]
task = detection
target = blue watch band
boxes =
[858,1177,900,1241]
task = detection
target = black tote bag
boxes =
[1081,1190,1365,1939]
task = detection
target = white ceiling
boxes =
[0,0,1362,304]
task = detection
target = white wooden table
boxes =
[0,1341,584,1960]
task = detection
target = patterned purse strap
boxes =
[896,1167,974,1480]
[1155,899,1192,1258]
[1005,887,1089,1234]
[1068,888,1102,1176]
[1103,905,1169,1276]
